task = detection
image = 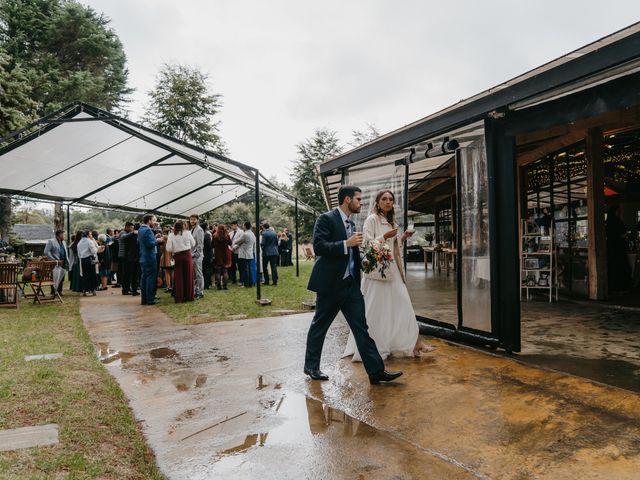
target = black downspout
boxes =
[403,150,413,272]
[295,197,299,278]
[255,170,261,301]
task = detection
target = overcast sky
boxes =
[84,0,639,183]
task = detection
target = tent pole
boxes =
[66,205,71,244]
[255,170,261,301]
[295,198,299,277]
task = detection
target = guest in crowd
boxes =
[44,229,68,295]
[109,229,120,287]
[229,220,242,284]
[284,227,294,266]
[212,224,231,290]
[166,220,196,303]
[97,234,111,291]
[278,231,288,267]
[606,205,632,292]
[138,214,160,305]
[77,231,98,296]
[68,231,83,293]
[260,222,279,286]
[190,214,205,299]
[159,225,174,292]
[203,222,214,289]
[234,221,256,288]
[123,223,140,296]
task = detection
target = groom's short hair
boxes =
[338,185,361,205]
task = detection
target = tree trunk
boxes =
[0,197,11,241]
[54,202,64,233]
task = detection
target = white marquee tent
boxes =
[0,101,315,299]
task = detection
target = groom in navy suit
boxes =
[304,185,403,385]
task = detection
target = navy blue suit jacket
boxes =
[307,209,361,295]
[260,229,279,257]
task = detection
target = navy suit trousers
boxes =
[305,276,384,376]
[140,261,157,305]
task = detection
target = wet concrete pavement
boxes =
[81,293,640,480]
[406,264,640,392]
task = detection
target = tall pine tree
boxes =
[143,63,227,153]
[0,0,132,235]
[291,128,343,238]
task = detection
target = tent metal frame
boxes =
[0,101,316,301]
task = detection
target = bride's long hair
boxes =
[372,189,396,227]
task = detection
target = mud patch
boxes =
[150,347,178,359]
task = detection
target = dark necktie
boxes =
[345,220,355,278]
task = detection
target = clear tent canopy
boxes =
[0,102,314,218]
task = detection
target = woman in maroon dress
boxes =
[165,221,196,303]
[212,224,232,290]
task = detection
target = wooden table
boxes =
[442,248,457,275]
[422,246,435,270]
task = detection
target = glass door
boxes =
[458,139,492,333]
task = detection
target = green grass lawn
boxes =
[157,260,315,324]
[0,294,164,480]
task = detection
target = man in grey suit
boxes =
[260,223,279,285]
[44,229,68,295]
[190,214,205,299]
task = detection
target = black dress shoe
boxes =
[369,370,403,385]
[303,367,329,381]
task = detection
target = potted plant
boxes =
[424,232,434,246]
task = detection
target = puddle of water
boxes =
[96,343,136,365]
[519,353,640,393]
[150,347,178,359]
[214,392,380,459]
[195,374,208,387]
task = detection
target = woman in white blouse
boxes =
[166,221,196,303]
[77,231,98,296]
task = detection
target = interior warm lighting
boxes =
[604,186,619,196]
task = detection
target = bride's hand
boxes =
[383,228,398,239]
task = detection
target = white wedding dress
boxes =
[343,214,419,361]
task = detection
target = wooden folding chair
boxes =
[0,263,20,308]
[303,245,315,261]
[29,260,63,305]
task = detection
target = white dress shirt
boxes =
[166,231,196,253]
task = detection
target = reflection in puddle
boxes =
[216,392,379,460]
[96,342,136,364]
[150,347,178,359]
[256,375,282,391]
[172,371,208,392]
[195,374,208,387]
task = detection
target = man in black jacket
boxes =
[123,223,140,296]
[304,185,402,385]
[203,223,213,289]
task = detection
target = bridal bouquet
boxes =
[361,240,394,278]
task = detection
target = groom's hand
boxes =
[346,232,363,248]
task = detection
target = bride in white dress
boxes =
[343,189,435,361]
